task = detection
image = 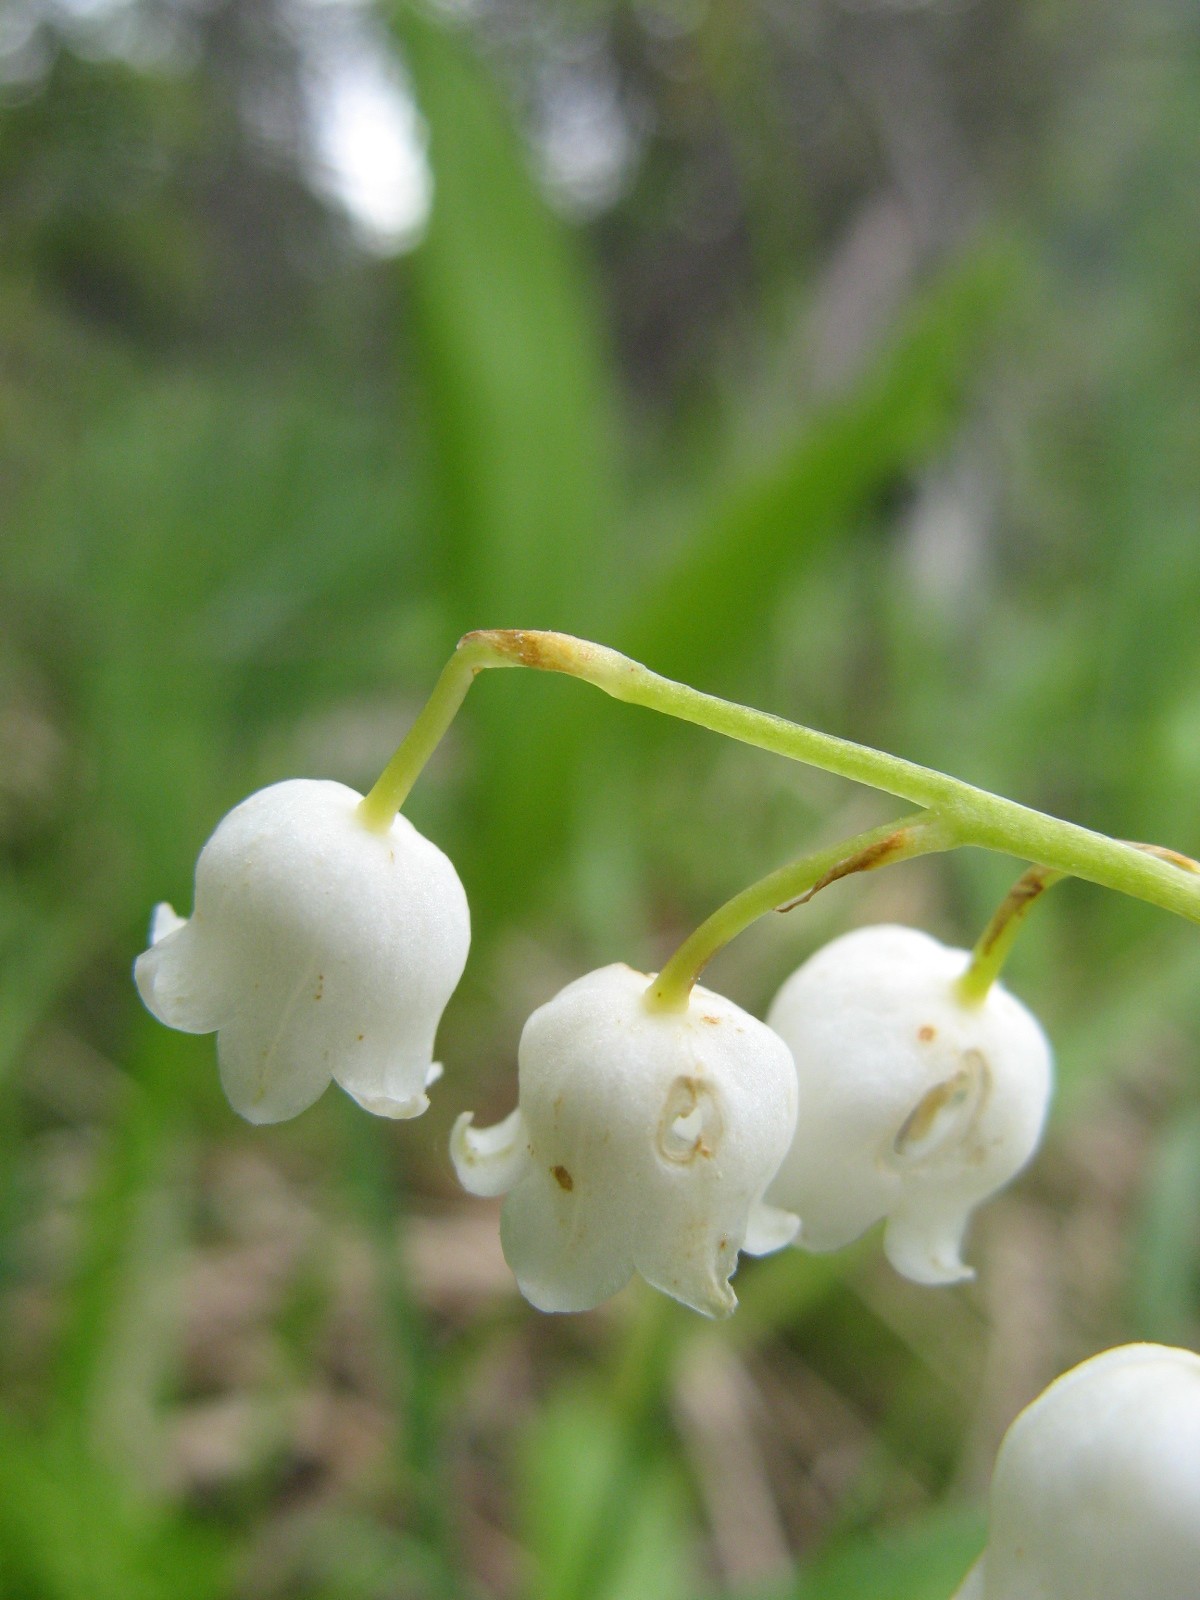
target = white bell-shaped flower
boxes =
[951,1343,1200,1600]
[134,779,469,1123]
[451,963,800,1317]
[765,924,1052,1285]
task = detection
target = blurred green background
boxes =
[2,0,1199,1595]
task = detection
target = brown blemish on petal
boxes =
[918,1024,936,1042]
[701,1014,721,1025]
[658,1077,723,1165]
[893,1049,991,1163]
[551,1164,574,1192]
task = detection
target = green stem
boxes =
[648,813,950,1010]
[360,629,1200,929]
[357,634,512,832]
[957,865,1065,1005]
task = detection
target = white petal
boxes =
[334,1042,441,1120]
[215,996,335,1125]
[742,1201,801,1257]
[451,1109,531,1198]
[149,902,187,944]
[500,1164,635,1314]
[949,1560,986,1600]
[637,1243,738,1319]
[133,923,228,1034]
[883,1201,973,1286]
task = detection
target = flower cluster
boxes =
[951,1343,1200,1600]
[135,785,1054,1314]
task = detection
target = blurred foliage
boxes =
[1,0,1199,1596]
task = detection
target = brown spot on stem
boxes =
[1126,840,1200,874]
[313,974,324,1001]
[551,1164,574,1192]
[462,628,591,674]
[975,866,1061,958]
[776,827,919,913]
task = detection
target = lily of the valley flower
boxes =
[951,1343,1200,1600]
[765,925,1052,1285]
[451,963,800,1316]
[134,779,469,1123]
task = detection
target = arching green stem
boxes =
[359,629,1200,929]
[647,813,952,1012]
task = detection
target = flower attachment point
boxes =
[765,925,1052,1285]
[951,1343,1200,1600]
[451,964,799,1317]
[134,779,469,1123]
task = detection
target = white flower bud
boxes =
[765,925,1052,1285]
[952,1343,1200,1600]
[451,963,800,1317]
[134,779,469,1123]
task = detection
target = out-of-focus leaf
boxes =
[728,1239,863,1348]
[52,1023,193,1425]
[0,897,95,1092]
[519,1385,694,1600]
[393,6,616,632]
[727,1507,983,1600]
[619,246,1016,684]
[1130,1101,1200,1344]
[0,1416,227,1600]
[388,3,619,924]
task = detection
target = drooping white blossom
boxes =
[451,963,800,1316]
[765,924,1052,1285]
[951,1343,1200,1600]
[134,779,469,1123]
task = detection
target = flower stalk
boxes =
[647,813,952,1011]
[957,864,1065,1005]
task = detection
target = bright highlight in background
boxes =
[304,7,432,254]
